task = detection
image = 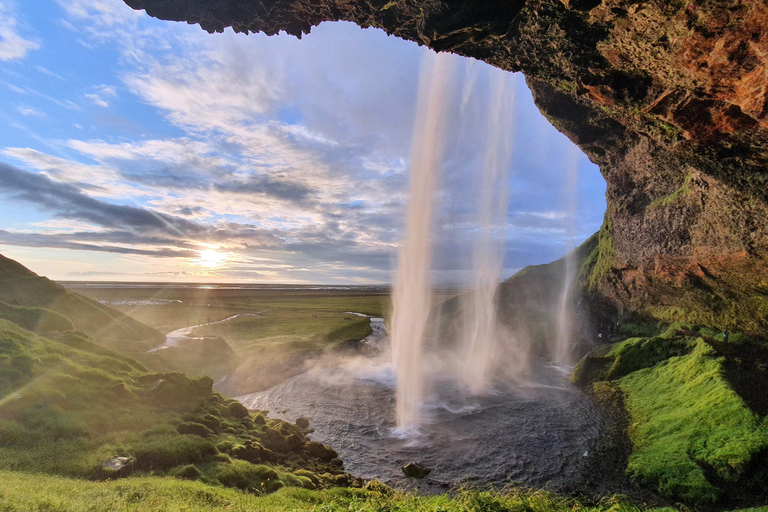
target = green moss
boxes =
[647,174,693,209]
[572,328,768,503]
[618,339,768,502]
[603,335,691,380]
[581,211,615,290]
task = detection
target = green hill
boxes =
[0,254,164,351]
[0,316,348,490]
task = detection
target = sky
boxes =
[0,0,607,284]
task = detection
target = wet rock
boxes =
[285,433,304,452]
[402,462,431,478]
[332,473,351,486]
[295,417,310,430]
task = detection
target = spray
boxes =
[391,52,455,429]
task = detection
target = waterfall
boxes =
[553,146,580,367]
[390,52,455,429]
[458,71,516,394]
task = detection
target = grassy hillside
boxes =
[572,324,768,505]
[496,233,607,357]
[0,318,349,490]
[0,254,164,351]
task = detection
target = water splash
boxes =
[458,71,516,394]
[553,146,580,367]
[390,52,455,429]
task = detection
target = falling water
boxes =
[553,146,580,367]
[458,72,516,393]
[391,52,455,429]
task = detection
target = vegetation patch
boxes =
[646,174,693,210]
[573,325,768,504]
[0,301,74,334]
[0,318,346,491]
[580,212,615,291]
[0,470,674,512]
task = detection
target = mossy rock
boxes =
[177,422,214,438]
[304,441,338,462]
[571,355,612,387]
[293,469,321,486]
[170,464,201,480]
[132,434,218,471]
[227,401,249,418]
[230,444,263,464]
[364,479,393,494]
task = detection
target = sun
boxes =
[197,249,229,269]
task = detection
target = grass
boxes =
[0,470,672,512]
[0,255,164,350]
[0,301,74,334]
[580,211,615,291]
[191,310,372,352]
[575,325,768,504]
[67,284,388,334]
[63,282,388,392]
[0,318,347,490]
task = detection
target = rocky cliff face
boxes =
[124,0,768,335]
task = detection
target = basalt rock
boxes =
[124,0,768,335]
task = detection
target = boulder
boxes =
[402,462,431,478]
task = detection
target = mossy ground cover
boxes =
[574,324,768,505]
[0,470,681,512]
[0,318,347,491]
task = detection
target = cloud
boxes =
[0,162,206,237]
[83,85,118,107]
[84,93,109,107]
[0,0,40,61]
[0,230,198,257]
[16,105,46,117]
[35,65,65,80]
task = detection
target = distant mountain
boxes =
[0,254,165,351]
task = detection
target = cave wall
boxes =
[124,0,768,335]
